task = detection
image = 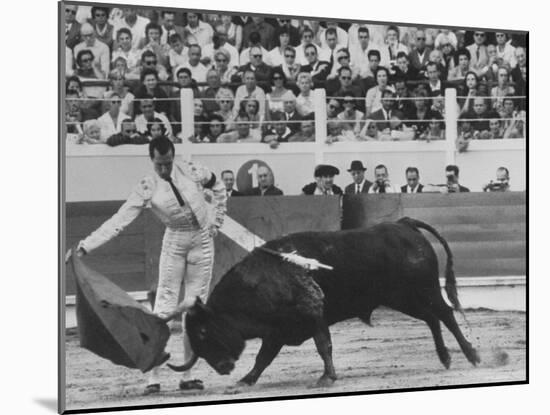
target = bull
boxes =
[165,217,480,388]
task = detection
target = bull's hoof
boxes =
[143,383,160,395]
[469,348,481,366]
[312,375,337,388]
[224,381,251,395]
[441,353,451,369]
[178,379,204,391]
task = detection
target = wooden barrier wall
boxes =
[65,192,526,295]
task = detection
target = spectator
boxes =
[138,49,169,81]
[233,70,267,119]
[279,91,303,134]
[134,98,173,139]
[393,52,420,82]
[242,17,276,51]
[134,68,170,115]
[112,7,150,49]
[295,27,321,65]
[368,164,397,193]
[73,23,109,79]
[273,18,301,47]
[245,166,284,196]
[319,28,341,73]
[319,21,348,50]
[326,48,360,82]
[214,88,236,131]
[185,12,214,47]
[301,44,330,84]
[482,167,511,192]
[201,69,222,114]
[434,29,458,50]
[169,67,200,136]
[266,68,289,114]
[177,44,208,85]
[111,28,141,80]
[458,71,481,114]
[88,6,113,50]
[96,93,129,142]
[75,49,103,80]
[511,47,526,107]
[302,165,343,195]
[368,89,395,131]
[65,4,82,49]
[365,67,394,116]
[221,170,243,197]
[212,49,237,85]
[326,120,356,143]
[456,114,474,151]
[406,88,443,139]
[361,50,382,92]
[401,167,424,193]
[104,71,135,118]
[66,75,101,120]
[358,119,380,141]
[495,32,517,69]
[200,113,226,143]
[276,46,302,84]
[138,22,171,69]
[268,28,292,68]
[349,27,376,79]
[77,119,103,144]
[326,97,342,120]
[106,118,149,146]
[337,93,364,137]
[202,25,240,69]
[239,31,270,67]
[439,37,457,75]
[442,165,470,193]
[419,117,445,141]
[487,118,504,139]
[393,77,414,115]
[296,72,315,117]
[427,49,448,81]
[491,66,515,113]
[425,61,447,97]
[289,118,316,142]
[448,48,471,81]
[146,118,168,140]
[467,97,500,137]
[159,11,186,46]
[380,25,409,69]
[379,112,415,141]
[65,90,84,137]
[219,15,243,51]
[218,113,259,143]
[344,160,372,194]
[233,46,272,87]
[240,99,263,139]
[347,23,370,52]
[466,31,489,78]
[263,111,294,147]
[167,34,188,73]
[326,66,365,112]
[409,29,432,71]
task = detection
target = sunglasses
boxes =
[338,56,349,61]
[66,9,76,14]
[416,37,426,40]
[111,100,121,104]
[252,54,262,58]
[359,35,369,39]
[305,52,316,56]
[141,104,154,109]
[284,54,295,58]
[215,58,227,62]
[219,100,231,104]
[145,60,157,65]
[340,76,351,80]
[303,35,313,39]
[81,57,93,63]
[474,33,485,37]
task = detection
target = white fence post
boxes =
[180,88,194,161]
[444,88,458,166]
[313,88,327,165]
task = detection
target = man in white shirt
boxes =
[295,27,321,65]
[185,12,214,47]
[319,22,348,50]
[233,70,266,118]
[401,167,424,193]
[350,27,377,79]
[319,28,340,71]
[369,164,397,193]
[112,8,150,49]
[134,99,174,139]
[96,94,129,141]
[176,44,208,84]
[202,25,240,69]
[167,33,188,72]
[267,28,292,68]
[74,23,110,78]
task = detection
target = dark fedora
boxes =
[348,160,367,172]
[314,164,340,177]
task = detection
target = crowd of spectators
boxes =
[64,5,527,145]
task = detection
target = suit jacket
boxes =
[400,184,424,193]
[232,63,272,91]
[247,185,284,196]
[302,182,343,195]
[66,21,82,50]
[227,189,244,197]
[368,108,393,131]
[283,111,303,134]
[408,47,432,70]
[300,60,331,83]
[345,180,373,194]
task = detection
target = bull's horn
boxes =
[166,352,199,372]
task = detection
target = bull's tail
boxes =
[397,217,461,311]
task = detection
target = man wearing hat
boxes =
[302,164,343,195]
[344,160,373,194]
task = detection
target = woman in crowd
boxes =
[491,66,515,113]
[358,119,380,141]
[365,67,394,116]
[459,71,481,114]
[111,28,141,79]
[75,49,104,80]
[240,99,263,139]
[133,68,170,116]
[104,71,135,118]
[212,49,237,86]
[220,15,242,51]
[266,68,289,115]
[146,118,167,141]
[336,93,364,138]
[80,120,103,144]
[406,88,443,139]
[296,72,315,117]
[214,88,236,132]
[202,114,226,143]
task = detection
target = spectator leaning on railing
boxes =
[483,167,511,192]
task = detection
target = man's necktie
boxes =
[166,177,185,206]
[356,184,360,194]
[379,186,386,194]
[476,46,480,61]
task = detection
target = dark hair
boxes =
[396,51,408,61]
[338,65,352,76]
[456,48,471,61]
[147,118,167,136]
[497,166,510,178]
[91,6,110,17]
[375,66,390,80]
[221,169,234,178]
[368,49,381,60]
[185,12,203,20]
[445,165,459,176]
[270,111,287,122]
[302,27,314,37]
[141,50,156,62]
[405,167,419,176]
[358,27,369,36]
[176,67,192,78]
[277,27,291,38]
[65,76,82,92]
[464,71,479,87]
[161,10,175,18]
[249,31,261,44]
[116,28,132,40]
[140,67,159,83]
[284,46,296,56]
[145,22,163,37]
[426,61,439,72]
[149,136,175,159]
[387,25,400,37]
[168,33,182,44]
[325,27,337,39]
[208,113,226,135]
[235,112,250,121]
[240,99,259,115]
[76,49,94,65]
[304,43,317,53]
[374,164,388,173]
[271,67,287,84]
[382,89,395,98]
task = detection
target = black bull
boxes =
[168,217,481,387]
